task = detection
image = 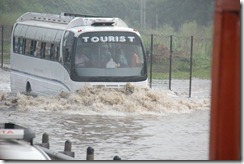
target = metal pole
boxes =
[140,0,143,28]
[189,36,193,98]
[143,0,146,30]
[169,35,173,90]
[149,34,153,88]
[1,25,3,69]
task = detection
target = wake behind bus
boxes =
[10,12,148,95]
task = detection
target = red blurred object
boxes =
[209,0,240,160]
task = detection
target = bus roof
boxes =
[16,12,129,29]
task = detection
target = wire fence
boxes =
[0,25,12,66]
[142,33,212,96]
[0,25,212,97]
[142,34,212,78]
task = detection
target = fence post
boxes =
[189,36,193,98]
[1,25,3,69]
[86,146,94,160]
[169,35,173,90]
[149,34,153,88]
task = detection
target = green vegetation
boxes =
[0,0,214,79]
[144,20,213,79]
[0,0,214,30]
[148,58,211,80]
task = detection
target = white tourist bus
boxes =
[10,12,148,95]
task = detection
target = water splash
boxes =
[0,84,210,115]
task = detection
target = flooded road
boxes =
[0,69,211,160]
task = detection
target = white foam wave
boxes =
[0,84,210,115]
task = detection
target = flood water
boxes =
[0,69,211,160]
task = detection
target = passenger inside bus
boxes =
[130,47,140,67]
[111,46,128,68]
[34,47,41,57]
[75,48,90,67]
[116,45,140,67]
[100,45,112,67]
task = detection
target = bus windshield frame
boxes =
[70,31,147,82]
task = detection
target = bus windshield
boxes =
[73,31,147,82]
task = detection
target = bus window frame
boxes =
[70,32,148,82]
[13,23,63,61]
[62,31,75,72]
[25,39,32,55]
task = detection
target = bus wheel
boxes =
[26,82,32,93]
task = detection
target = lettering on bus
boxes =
[0,130,14,134]
[81,36,136,43]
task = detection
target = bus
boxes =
[10,12,148,95]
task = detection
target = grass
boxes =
[148,69,210,80]
[148,56,211,80]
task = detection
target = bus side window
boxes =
[64,48,70,62]
[34,41,41,57]
[30,40,36,56]
[22,38,26,54]
[62,31,74,70]
[13,37,19,53]
[19,38,23,54]
[56,46,60,61]
[49,44,55,60]
[25,39,32,55]
[40,42,46,58]
[45,43,51,60]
